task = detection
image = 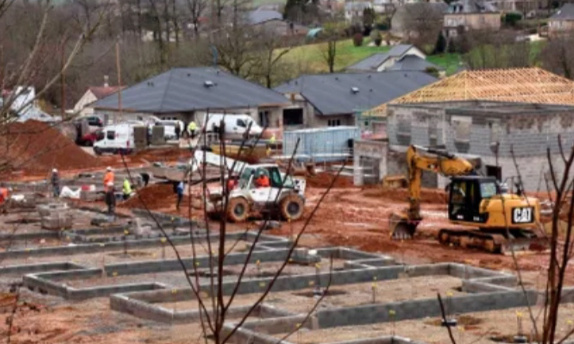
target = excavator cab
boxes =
[448,176,499,224]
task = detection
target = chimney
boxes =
[104,75,109,87]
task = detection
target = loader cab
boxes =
[240,165,292,190]
[448,176,499,224]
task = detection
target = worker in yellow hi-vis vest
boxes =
[187,121,197,139]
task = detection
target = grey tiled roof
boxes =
[247,9,283,24]
[387,55,444,72]
[346,44,416,71]
[94,67,289,113]
[551,3,574,19]
[274,71,437,116]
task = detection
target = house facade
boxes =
[73,77,124,117]
[443,0,501,37]
[93,68,291,131]
[344,1,373,22]
[386,101,574,190]
[274,71,437,130]
[548,4,574,37]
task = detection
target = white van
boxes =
[93,123,135,155]
[202,113,263,140]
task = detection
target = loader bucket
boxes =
[389,212,419,240]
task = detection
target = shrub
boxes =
[353,33,364,46]
[504,12,523,26]
[370,29,382,46]
[425,67,440,78]
[434,32,446,54]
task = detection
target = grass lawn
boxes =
[281,38,464,77]
[426,53,462,76]
[281,39,391,74]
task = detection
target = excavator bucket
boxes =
[389,212,419,240]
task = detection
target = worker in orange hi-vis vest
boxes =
[0,185,9,206]
[103,167,115,191]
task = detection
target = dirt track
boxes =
[115,176,565,285]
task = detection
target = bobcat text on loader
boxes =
[389,145,545,254]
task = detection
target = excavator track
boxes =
[437,228,548,254]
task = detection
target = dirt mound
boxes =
[306,172,355,188]
[363,186,448,204]
[0,120,99,174]
[120,183,175,209]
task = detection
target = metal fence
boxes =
[282,126,360,163]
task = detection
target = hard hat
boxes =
[106,167,112,171]
[52,168,57,173]
[107,182,114,186]
[258,170,265,176]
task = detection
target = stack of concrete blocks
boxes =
[151,126,165,146]
[37,203,73,230]
[133,126,148,150]
[80,190,103,202]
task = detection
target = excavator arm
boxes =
[391,145,475,239]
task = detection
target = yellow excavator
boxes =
[390,145,544,254]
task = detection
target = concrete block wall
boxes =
[480,153,564,191]
[353,140,388,186]
[317,290,539,328]
[23,246,319,300]
[386,103,574,190]
[0,262,86,275]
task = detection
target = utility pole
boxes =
[116,40,123,123]
[61,41,66,120]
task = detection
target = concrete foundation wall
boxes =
[317,290,538,328]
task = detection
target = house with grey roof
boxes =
[246,9,308,37]
[273,71,437,128]
[346,44,426,72]
[549,3,574,37]
[94,67,291,128]
[386,55,444,74]
[247,9,283,25]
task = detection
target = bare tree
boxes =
[253,31,293,88]
[440,137,574,344]
[400,3,443,53]
[541,35,574,80]
[185,0,208,38]
[0,0,106,122]
[118,121,345,344]
[319,22,343,74]
[461,30,532,70]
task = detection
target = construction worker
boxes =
[175,124,181,140]
[103,167,114,191]
[51,169,60,198]
[105,182,116,218]
[255,171,270,188]
[187,120,197,139]
[140,172,150,187]
[122,178,132,200]
[0,184,9,206]
[266,134,277,157]
[175,180,184,210]
[227,176,238,192]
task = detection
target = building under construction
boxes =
[355,68,574,190]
